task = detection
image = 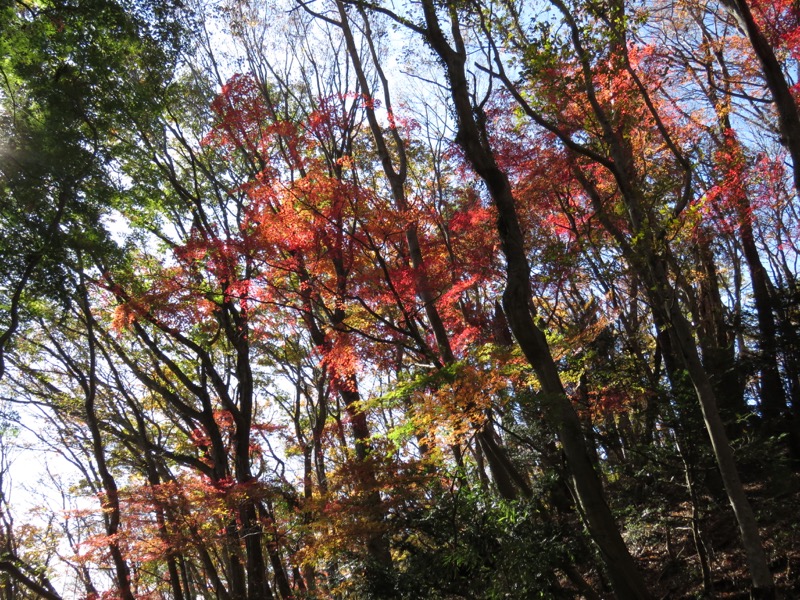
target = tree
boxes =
[0,0,182,378]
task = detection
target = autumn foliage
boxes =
[3,0,800,598]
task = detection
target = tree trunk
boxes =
[738,203,789,432]
[412,4,652,597]
[725,0,800,195]
[77,274,136,600]
[693,235,747,432]
[645,254,775,596]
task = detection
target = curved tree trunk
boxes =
[408,3,652,598]
[724,0,800,195]
[76,273,136,600]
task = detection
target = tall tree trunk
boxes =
[76,272,136,600]
[558,14,776,585]
[644,253,775,597]
[410,4,652,598]
[693,234,747,432]
[222,303,275,600]
[738,203,789,433]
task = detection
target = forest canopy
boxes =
[1,0,800,598]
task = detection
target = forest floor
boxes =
[631,463,800,599]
